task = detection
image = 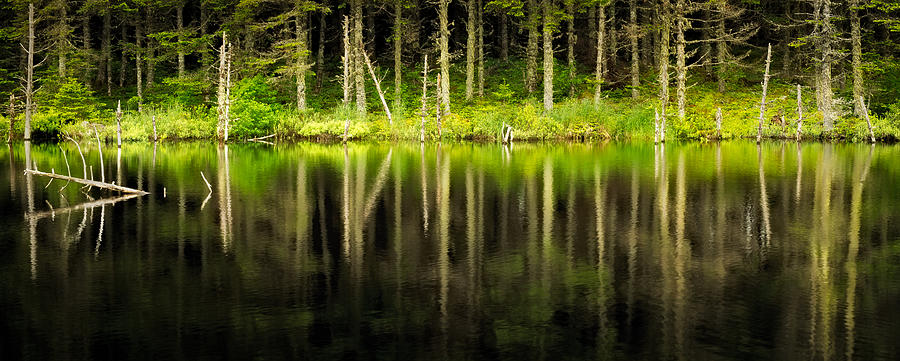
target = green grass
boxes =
[7,57,900,143]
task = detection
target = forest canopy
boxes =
[1,0,900,141]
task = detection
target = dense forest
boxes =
[1,0,900,142]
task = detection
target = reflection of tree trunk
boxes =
[674,152,688,357]
[845,145,873,361]
[437,147,450,359]
[217,145,232,252]
[25,141,36,278]
[296,159,309,264]
[420,144,429,231]
[542,158,554,292]
[627,167,639,335]
[758,144,771,248]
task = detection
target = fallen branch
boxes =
[362,52,394,125]
[248,134,276,142]
[25,169,149,195]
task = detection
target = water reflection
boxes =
[2,141,900,360]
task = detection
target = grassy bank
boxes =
[4,58,900,143]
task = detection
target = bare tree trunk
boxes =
[796,84,803,141]
[477,0,484,97]
[116,101,122,148]
[851,0,864,118]
[353,0,367,113]
[466,0,476,101]
[217,33,229,141]
[317,10,325,93]
[860,97,875,143]
[342,16,351,105]
[595,5,606,105]
[136,17,143,112]
[7,94,14,142]
[364,53,394,124]
[543,0,554,112]
[658,0,671,143]
[499,12,508,62]
[629,0,639,98]
[394,0,403,106]
[526,0,539,93]
[675,0,686,120]
[438,0,451,115]
[296,5,308,110]
[608,2,617,72]
[815,0,836,132]
[177,3,185,78]
[103,6,111,96]
[421,55,429,142]
[24,3,34,141]
[716,1,726,93]
[567,2,576,97]
[757,44,772,144]
[58,0,68,78]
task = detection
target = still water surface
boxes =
[1,141,899,360]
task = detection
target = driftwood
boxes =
[25,169,149,194]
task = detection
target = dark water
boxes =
[1,141,900,360]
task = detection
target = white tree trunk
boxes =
[543,0,554,112]
[629,0,639,99]
[438,0,451,115]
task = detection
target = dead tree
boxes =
[363,52,394,125]
[24,3,36,141]
[216,34,232,142]
[757,44,772,144]
[342,16,351,105]
[438,0,451,115]
[7,94,14,143]
[116,100,123,148]
[420,55,429,143]
[542,0,555,112]
[595,3,606,105]
[796,84,803,141]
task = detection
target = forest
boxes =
[1,0,900,142]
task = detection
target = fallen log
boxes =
[24,169,149,195]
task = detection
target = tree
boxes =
[24,3,35,140]
[526,0,539,93]
[850,0,864,117]
[438,0,450,115]
[628,0,638,98]
[354,0,366,112]
[466,0,477,100]
[543,0,555,111]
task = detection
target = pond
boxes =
[1,141,899,360]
